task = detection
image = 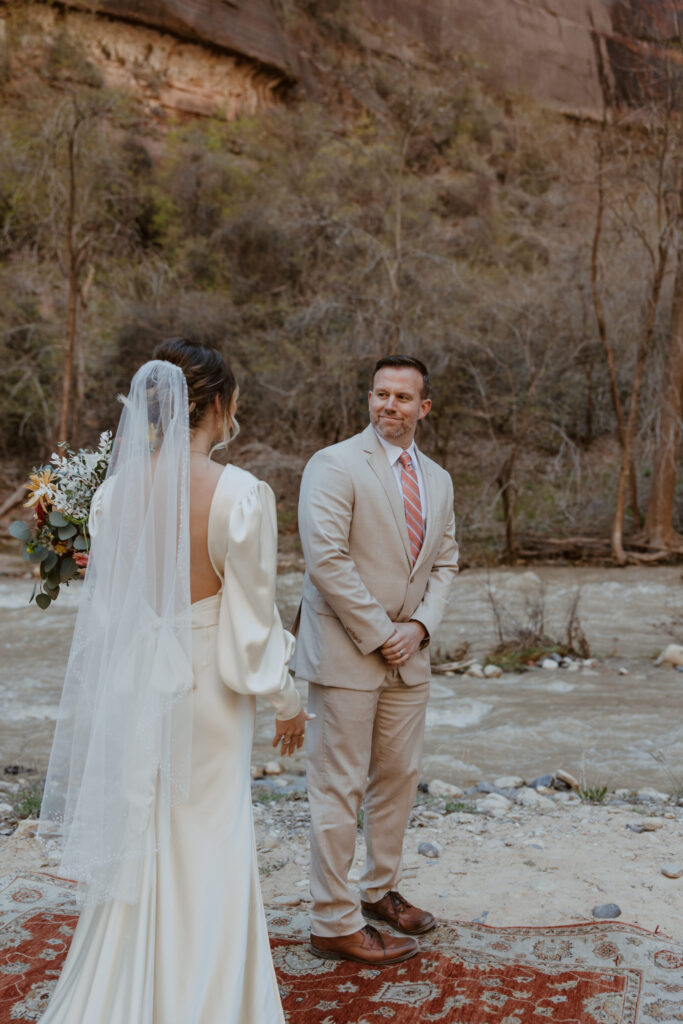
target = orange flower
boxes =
[24,469,56,511]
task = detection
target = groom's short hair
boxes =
[372,355,431,399]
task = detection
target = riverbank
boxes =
[2,773,682,940]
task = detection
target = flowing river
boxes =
[1,565,681,791]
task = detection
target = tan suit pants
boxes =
[305,671,430,937]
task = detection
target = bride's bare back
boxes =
[189,457,225,603]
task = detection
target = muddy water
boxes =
[1,566,681,790]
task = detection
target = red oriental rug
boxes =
[1,873,682,1023]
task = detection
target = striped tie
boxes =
[398,451,423,562]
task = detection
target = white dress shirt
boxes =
[374,429,427,526]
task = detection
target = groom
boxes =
[293,354,459,965]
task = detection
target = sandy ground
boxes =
[3,780,682,942]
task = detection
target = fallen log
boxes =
[0,485,26,518]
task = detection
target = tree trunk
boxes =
[497,448,518,561]
[643,233,683,549]
[591,128,641,521]
[612,240,669,562]
[57,130,78,446]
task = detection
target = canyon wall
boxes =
[66,0,294,73]
[5,1,683,119]
[364,0,615,115]
[0,3,286,119]
[364,0,683,116]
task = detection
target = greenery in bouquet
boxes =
[10,432,112,609]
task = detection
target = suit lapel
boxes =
[362,425,412,567]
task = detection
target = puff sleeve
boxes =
[217,480,302,720]
[87,478,111,539]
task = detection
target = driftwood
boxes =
[516,532,683,564]
[0,485,26,519]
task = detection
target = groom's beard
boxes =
[372,411,416,446]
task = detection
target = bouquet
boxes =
[9,432,112,609]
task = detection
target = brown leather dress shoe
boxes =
[361,890,436,935]
[309,924,418,965]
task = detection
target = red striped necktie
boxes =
[398,451,423,562]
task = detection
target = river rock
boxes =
[554,769,579,790]
[530,775,554,789]
[661,863,683,879]
[12,819,37,838]
[0,802,14,816]
[483,664,503,678]
[592,903,622,919]
[418,841,441,859]
[541,658,558,670]
[517,788,555,812]
[263,761,283,776]
[472,781,501,794]
[655,643,683,668]
[641,818,665,831]
[618,667,629,675]
[477,793,512,815]
[271,894,301,907]
[638,787,669,803]
[429,779,464,798]
[465,663,485,678]
[494,775,524,789]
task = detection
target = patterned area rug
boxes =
[1,873,682,1023]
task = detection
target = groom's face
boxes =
[369,367,432,448]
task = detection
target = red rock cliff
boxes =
[51,1,683,115]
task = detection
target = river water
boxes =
[1,566,681,791]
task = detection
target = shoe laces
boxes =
[363,924,386,950]
[388,891,412,913]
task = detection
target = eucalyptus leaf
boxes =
[29,583,36,604]
[9,520,31,542]
[35,593,51,610]
[57,524,77,540]
[72,534,88,551]
[60,556,78,582]
[43,550,59,572]
[48,511,69,527]
[47,569,61,589]
[28,546,47,564]
[39,561,47,580]
[44,584,60,600]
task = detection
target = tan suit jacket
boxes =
[292,424,459,689]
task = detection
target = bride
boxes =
[37,339,309,1023]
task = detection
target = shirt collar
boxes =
[373,428,418,469]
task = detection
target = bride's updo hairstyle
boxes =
[152,337,237,431]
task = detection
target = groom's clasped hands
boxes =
[381,620,427,667]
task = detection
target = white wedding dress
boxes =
[40,464,301,1024]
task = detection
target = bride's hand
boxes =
[272,710,315,758]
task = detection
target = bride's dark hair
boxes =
[152,338,236,430]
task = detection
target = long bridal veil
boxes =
[38,360,194,905]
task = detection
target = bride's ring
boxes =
[399,648,405,656]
